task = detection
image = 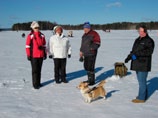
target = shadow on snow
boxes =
[95,69,114,84]
[66,66,103,81]
[147,77,158,99]
[41,67,103,87]
[95,69,132,84]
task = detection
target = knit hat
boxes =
[30,21,39,29]
[83,22,91,29]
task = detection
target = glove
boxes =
[49,55,53,59]
[27,56,31,61]
[68,54,71,58]
[79,57,84,62]
[131,54,137,60]
[124,55,131,63]
[125,58,129,63]
[43,55,47,60]
[43,52,47,60]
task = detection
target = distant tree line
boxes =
[0,28,12,31]
[63,21,158,30]
[12,21,57,31]
[10,21,158,31]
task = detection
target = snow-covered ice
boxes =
[0,30,158,118]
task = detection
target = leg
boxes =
[60,58,68,83]
[83,57,90,83]
[31,58,42,89]
[87,71,95,85]
[136,71,148,100]
[54,59,61,83]
[37,58,43,87]
[84,55,96,85]
[102,88,106,99]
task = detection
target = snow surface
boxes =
[0,30,158,118]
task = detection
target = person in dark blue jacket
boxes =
[125,25,155,103]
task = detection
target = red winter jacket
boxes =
[80,30,101,56]
[25,31,46,58]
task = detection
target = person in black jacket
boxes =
[79,22,101,85]
[125,25,155,103]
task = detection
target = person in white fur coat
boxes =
[48,26,71,84]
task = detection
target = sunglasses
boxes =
[34,27,39,29]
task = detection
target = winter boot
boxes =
[87,71,95,86]
[61,75,68,83]
[55,77,61,84]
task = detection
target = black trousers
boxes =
[30,58,43,88]
[84,55,96,72]
[53,58,67,82]
[83,55,97,85]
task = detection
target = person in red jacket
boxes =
[25,21,47,89]
[79,22,101,85]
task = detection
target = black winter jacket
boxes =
[130,34,154,71]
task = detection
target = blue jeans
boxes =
[136,71,148,100]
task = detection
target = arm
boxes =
[67,40,72,55]
[49,38,53,55]
[25,35,32,57]
[43,36,47,59]
[91,31,101,50]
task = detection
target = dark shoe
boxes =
[88,82,95,86]
[132,99,145,103]
[34,84,43,89]
[56,81,61,84]
[87,71,95,86]
[62,80,68,83]
[34,86,40,89]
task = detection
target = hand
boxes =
[68,54,71,58]
[131,54,137,60]
[43,55,47,60]
[49,55,53,59]
[80,52,83,57]
[124,55,131,63]
[125,58,129,63]
[79,57,84,62]
[43,52,47,60]
[27,56,31,61]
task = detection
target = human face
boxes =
[138,27,146,38]
[55,27,63,35]
[83,28,90,34]
[33,27,39,32]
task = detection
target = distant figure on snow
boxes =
[68,30,73,37]
[22,33,25,38]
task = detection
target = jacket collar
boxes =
[56,33,65,38]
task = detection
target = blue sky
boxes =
[0,0,158,28]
